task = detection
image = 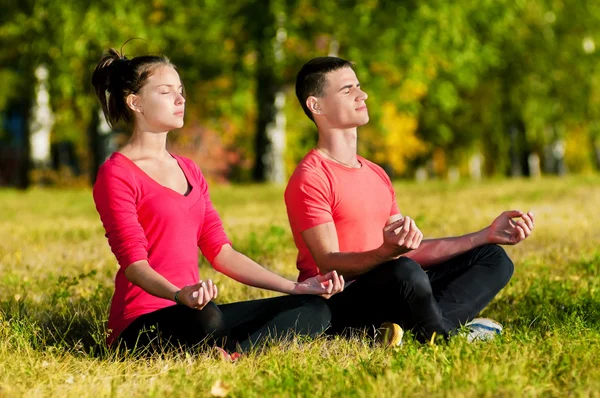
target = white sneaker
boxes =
[465,318,503,342]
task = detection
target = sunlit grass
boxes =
[0,175,599,396]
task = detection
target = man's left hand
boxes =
[486,210,535,245]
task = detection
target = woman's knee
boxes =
[193,302,228,337]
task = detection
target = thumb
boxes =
[384,218,404,232]
[184,282,202,293]
[503,210,523,219]
[317,270,337,282]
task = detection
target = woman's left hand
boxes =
[292,270,345,299]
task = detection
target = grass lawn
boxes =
[0,175,599,397]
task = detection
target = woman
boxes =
[91,49,344,355]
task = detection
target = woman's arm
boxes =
[212,244,344,298]
[124,260,217,309]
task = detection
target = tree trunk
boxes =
[253,59,279,182]
[29,65,54,185]
[252,2,286,183]
[509,124,523,177]
[88,108,115,184]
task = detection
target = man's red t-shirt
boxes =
[285,149,400,282]
[93,152,231,344]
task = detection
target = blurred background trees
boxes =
[1,0,599,187]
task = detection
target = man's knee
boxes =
[481,244,515,283]
[300,296,332,331]
[382,257,432,298]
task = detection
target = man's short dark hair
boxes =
[295,57,354,121]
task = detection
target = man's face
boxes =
[315,67,369,129]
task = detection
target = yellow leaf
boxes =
[211,379,231,397]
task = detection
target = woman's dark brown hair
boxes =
[91,48,174,128]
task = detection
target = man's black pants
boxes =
[326,244,514,342]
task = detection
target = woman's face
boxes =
[129,65,186,132]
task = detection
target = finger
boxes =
[213,284,218,299]
[393,217,411,236]
[196,287,204,307]
[395,217,411,239]
[187,290,198,307]
[403,229,418,248]
[327,279,334,294]
[404,220,417,245]
[332,271,341,292]
[410,231,421,249]
[403,216,412,233]
[528,211,535,225]
[327,271,337,293]
[339,275,345,291]
[202,283,212,303]
[316,271,335,282]
[521,212,534,230]
[415,231,424,248]
[207,279,215,297]
[515,225,526,243]
[516,220,531,237]
[384,218,405,232]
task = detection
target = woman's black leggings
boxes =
[118,294,331,353]
[326,244,515,342]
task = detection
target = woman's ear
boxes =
[126,93,143,114]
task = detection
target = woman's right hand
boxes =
[177,280,218,310]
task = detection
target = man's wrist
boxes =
[375,245,399,262]
[473,228,491,247]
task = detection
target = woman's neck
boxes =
[122,130,170,160]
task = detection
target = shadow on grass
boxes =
[487,278,600,333]
[0,285,112,358]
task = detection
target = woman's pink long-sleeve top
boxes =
[93,152,231,345]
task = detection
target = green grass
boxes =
[0,175,599,397]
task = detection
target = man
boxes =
[284,57,535,344]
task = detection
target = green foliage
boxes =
[1,0,599,180]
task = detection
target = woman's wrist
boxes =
[288,280,301,295]
[174,290,183,304]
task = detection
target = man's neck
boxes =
[316,126,359,166]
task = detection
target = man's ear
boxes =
[306,96,321,116]
[126,93,143,114]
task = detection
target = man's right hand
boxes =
[379,216,423,259]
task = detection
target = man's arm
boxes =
[403,233,486,267]
[301,216,423,280]
[402,210,535,267]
